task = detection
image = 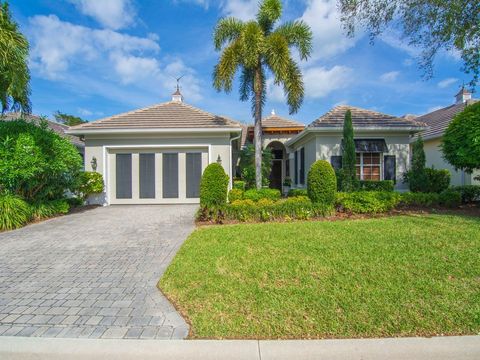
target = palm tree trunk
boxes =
[254,64,263,190]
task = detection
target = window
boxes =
[356,152,381,181]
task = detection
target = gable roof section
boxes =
[414,100,478,140]
[69,101,242,133]
[1,113,84,148]
[261,114,305,129]
[309,105,426,129]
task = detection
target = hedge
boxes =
[288,188,308,197]
[335,191,401,214]
[233,180,246,190]
[398,190,461,208]
[200,163,229,207]
[307,160,336,206]
[244,188,281,202]
[228,188,244,202]
[358,180,394,192]
[451,185,480,203]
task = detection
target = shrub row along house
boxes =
[68,88,476,205]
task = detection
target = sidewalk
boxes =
[0,336,479,359]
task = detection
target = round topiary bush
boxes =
[200,163,229,207]
[0,194,31,231]
[307,160,337,206]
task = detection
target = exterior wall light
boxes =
[216,155,222,164]
[90,156,97,171]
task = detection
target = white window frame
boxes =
[356,152,383,181]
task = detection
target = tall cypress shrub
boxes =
[342,110,357,191]
[408,136,427,192]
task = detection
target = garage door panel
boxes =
[162,153,179,199]
[116,153,132,199]
[186,153,202,198]
[139,153,155,199]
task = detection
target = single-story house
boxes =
[411,87,479,186]
[68,91,242,205]
[1,112,85,158]
[285,105,427,190]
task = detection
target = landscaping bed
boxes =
[160,214,480,339]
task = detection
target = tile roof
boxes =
[1,113,84,148]
[308,105,426,129]
[261,114,305,128]
[70,101,242,130]
[414,99,478,139]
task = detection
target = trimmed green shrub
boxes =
[200,163,229,207]
[424,168,450,193]
[358,180,394,192]
[439,189,461,208]
[74,171,104,201]
[288,188,308,197]
[244,188,281,202]
[233,180,246,190]
[31,199,70,220]
[228,188,244,202]
[0,194,31,230]
[406,136,428,192]
[336,191,401,214]
[452,185,480,203]
[399,192,440,207]
[307,160,337,206]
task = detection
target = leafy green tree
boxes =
[213,0,312,189]
[405,136,427,192]
[442,101,480,174]
[0,1,30,112]
[341,109,356,191]
[339,0,480,86]
[0,119,83,202]
[238,144,272,189]
[54,111,87,126]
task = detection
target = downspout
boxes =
[229,132,242,189]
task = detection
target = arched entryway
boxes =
[266,141,287,191]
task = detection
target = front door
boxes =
[269,160,282,191]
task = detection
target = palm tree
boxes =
[0,1,31,113]
[213,0,312,189]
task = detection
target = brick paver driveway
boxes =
[0,205,196,339]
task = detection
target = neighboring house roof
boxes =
[413,99,478,140]
[286,105,426,147]
[69,101,242,133]
[260,113,305,129]
[1,112,85,149]
[308,105,426,129]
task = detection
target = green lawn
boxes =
[159,214,480,339]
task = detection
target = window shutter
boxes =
[294,151,299,185]
[384,155,396,182]
[300,148,305,185]
[330,156,342,171]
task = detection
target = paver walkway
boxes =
[0,205,196,339]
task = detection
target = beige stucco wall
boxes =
[423,137,478,186]
[288,131,411,190]
[83,132,234,204]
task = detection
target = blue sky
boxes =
[12,0,471,125]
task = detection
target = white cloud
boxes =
[380,71,400,82]
[69,0,135,30]
[221,0,257,20]
[28,15,202,103]
[437,77,458,89]
[300,0,358,60]
[268,65,353,101]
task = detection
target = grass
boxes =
[159,214,480,339]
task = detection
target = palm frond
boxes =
[212,40,242,93]
[239,68,254,102]
[264,33,290,82]
[282,60,304,115]
[257,0,282,33]
[273,21,313,60]
[241,21,264,68]
[213,17,245,50]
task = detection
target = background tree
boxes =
[442,101,480,174]
[338,0,480,86]
[341,109,356,191]
[213,0,312,189]
[0,1,30,112]
[238,144,272,189]
[54,111,87,126]
[405,136,427,192]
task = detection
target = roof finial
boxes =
[271,109,275,115]
[172,75,184,103]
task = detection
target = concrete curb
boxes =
[0,336,479,360]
